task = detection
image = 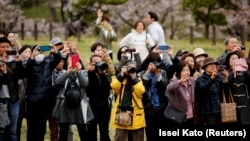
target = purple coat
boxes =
[166,77,196,112]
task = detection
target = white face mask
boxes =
[8,55,15,62]
[126,53,132,60]
[35,54,45,63]
[159,53,163,60]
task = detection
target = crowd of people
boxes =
[0,10,250,141]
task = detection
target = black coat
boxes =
[25,52,61,102]
[228,70,250,125]
[86,71,111,107]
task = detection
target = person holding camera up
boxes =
[120,20,155,62]
[86,54,112,141]
[90,42,115,76]
[25,44,61,141]
[115,46,141,75]
[0,37,24,141]
[141,54,168,141]
[110,60,146,141]
[217,35,246,65]
[224,52,250,125]
[196,57,228,126]
[53,52,92,141]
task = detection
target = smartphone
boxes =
[71,54,80,68]
[235,58,247,71]
[6,50,17,55]
[159,45,168,50]
[39,45,51,51]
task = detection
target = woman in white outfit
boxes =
[120,21,155,62]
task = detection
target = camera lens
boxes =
[153,61,164,69]
[95,62,108,71]
[240,45,246,50]
[127,66,136,73]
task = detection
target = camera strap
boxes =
[118,84,144,109]
[95,72,102,85]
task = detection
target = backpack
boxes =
[64,73,82,108]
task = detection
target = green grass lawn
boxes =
[19,36,250,141]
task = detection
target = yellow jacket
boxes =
[110,77,146,130]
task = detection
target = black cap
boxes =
[175,49,188,57]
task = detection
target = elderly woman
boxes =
[195,57,228,126]
[166,61,196,126]
[120,20,155,61]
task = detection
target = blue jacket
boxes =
[196,72,227,115]
[25,52,61,102]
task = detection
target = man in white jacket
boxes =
[146,11,166,46]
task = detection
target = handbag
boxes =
[115,106,133,126]
[164,104,186,124]
[0,103,10,128]
[220,89,237,123]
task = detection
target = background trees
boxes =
[1,0,250,41]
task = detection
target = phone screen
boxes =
[159,45,168,50]
[71,54,80,68]
[235,58,247,71]
[39,45,51,51]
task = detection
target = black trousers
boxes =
[26,101,51,141]
[87,103,111,141]
[145,113,168,141]
[59,123,88,141]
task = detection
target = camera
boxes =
[6,50,17,55]
[125,48,136,52]
[153,61,165,69]
[127,66,136,74]
[216,65,226,76]
[240,45,246,50]
[95,62,108,71]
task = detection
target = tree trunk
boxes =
[170,15,174,40]
[205,24,209,39]
[60,0,66,23]
[48,0,58,22]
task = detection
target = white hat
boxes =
[193,48,208,58]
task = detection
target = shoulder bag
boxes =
[164,103,186,124]
[220,88,237,123]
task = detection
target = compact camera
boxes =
[125,48,136,52]
[153,61,165,69]
[6,50,17,55]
